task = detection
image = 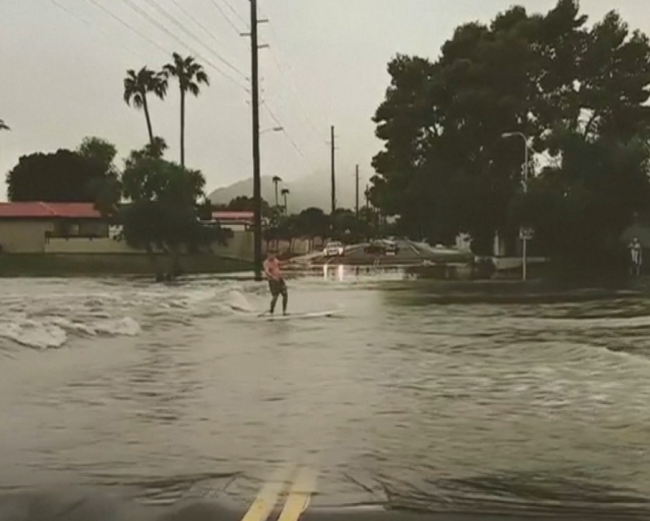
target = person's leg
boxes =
[281,283,288,315]
[269,280,279,314]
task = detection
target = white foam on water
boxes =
[0,315,142,350]
[0,320,67,349]
[92,317,141,336]
[226,290,256,313]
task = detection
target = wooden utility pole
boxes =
[355,164,359,217]
[330,125,336,214]
[250,0,262,280]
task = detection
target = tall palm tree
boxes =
[123,67,167,145]
[163,53,209,167]
[281,188,290,215]
[272,176,282,207]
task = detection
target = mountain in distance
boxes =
[208,173,359,212]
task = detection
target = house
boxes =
[211,210,269,232]
[0,202,263,260]
[0,202,107,253]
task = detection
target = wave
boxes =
[0,279,261,350]
[0,315,141,350]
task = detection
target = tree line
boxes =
[219,193,385,247]
[370,0,650,274]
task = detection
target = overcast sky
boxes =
[0,0,647,201]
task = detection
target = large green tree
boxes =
[511,132,650,272]
[217,195,272,217]
[295,207,330,238]
[371,0,650,260]
[163,53,209,167]
[7,148,107,202]
[77,136,117,175]
[123,67,167,145]
[121,144,229,280]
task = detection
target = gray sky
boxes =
[0,0,647,201]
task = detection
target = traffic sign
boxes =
[519,227,534,240]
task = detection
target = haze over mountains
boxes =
[208,173,366,212]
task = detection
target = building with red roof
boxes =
[0,202,108,253]
[210,210,269,231]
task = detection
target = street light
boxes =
[260,126,283,135]
[502,131,529,281]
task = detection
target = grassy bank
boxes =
[0,253,252,277]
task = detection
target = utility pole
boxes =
[330,125,336,215]
[250,0,262,280]
[355,164,359,217]
[364,184,370,220]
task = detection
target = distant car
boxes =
[384,239,399,255]
[323,241,345,257]
[364,239,399,256]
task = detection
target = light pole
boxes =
[502,131,529,281]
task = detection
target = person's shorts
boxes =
[268,278,287,297]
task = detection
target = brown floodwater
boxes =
[0,270,649,519]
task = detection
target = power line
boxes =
[222,0,248,26]
[114,0,250,92]
[265,20,327,143]
[83,0,171,56]
[262,101,308,161]
[263,47,327,149]
[167,0,249,73]
[136,0,248,81]
[46,0,150,60]
[207,0,246,37]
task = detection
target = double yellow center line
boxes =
[241,465,318,521]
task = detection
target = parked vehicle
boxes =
[364,239,400,255]
[323,241,345,257]
[384,239,399,255]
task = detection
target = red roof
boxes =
[0,202,102,219]
[212,211,254,221]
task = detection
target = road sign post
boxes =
[519,227,534,281]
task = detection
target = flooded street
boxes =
[1,272,650,518]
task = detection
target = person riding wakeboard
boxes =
[263,252,288,315]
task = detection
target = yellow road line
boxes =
[277,466,318,521]
[241,464,294,521]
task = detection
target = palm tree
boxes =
[123,67,167,145]
[281,188,290,215]
[272,176,282,207]
[163,53,209,167]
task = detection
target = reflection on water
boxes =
[0,275,649,516]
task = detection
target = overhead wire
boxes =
[207,0,247,37]
[264,18,328,143]
[167,0,249,65]
[83,0,172,57]
[115,0,250,92]
[46,0,151,60]
[262,101,309,163]
[133,0,248,81]
[221,0,248,26]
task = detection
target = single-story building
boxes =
[210,211,269,232]
[0,202,108,253]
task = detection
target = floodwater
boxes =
[1,269,650,519]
